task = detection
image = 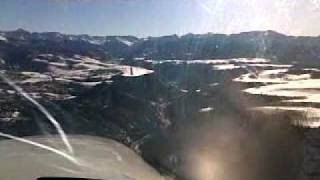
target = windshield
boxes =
[0,0,319,180]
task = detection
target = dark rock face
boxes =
[303,129,320,178]
[56,74,175,145]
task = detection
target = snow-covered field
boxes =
[199,107,214,113]
[0,35,8,42]
[1,54,154,101]
[147,58,293,71]
[252,106,320,128]
[148,58,271,65]
[233,62,320,128]
[212,64,240,70]
[24,54,154,85]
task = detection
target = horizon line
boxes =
[1,28,319,38]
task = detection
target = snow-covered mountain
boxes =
[2,29,320,66]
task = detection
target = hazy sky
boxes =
[1,0,320,37]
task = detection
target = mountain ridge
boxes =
[2,28,320,66]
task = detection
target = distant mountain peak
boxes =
[1,29,320,65]
[14,28,30,34]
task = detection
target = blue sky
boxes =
[1,0,320,37]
